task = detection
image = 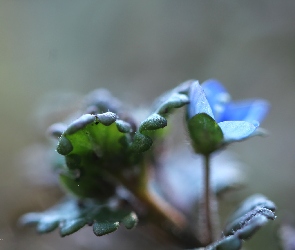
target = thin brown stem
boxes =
[123,180,201,247]
[136,187,187,228]
[119,162,187,230]
[115,159,201,247]
[97,153,201,247]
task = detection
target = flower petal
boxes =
[188,80,214,119]
[202,79,230,122]
[218,121,257,142]
[222,99,270,124]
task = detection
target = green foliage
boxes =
[155,92,189,116]
[20,197,138,237]
[225,194,276,228]
[203,195,276,250]
[56,113,133,198]
[128,132,153,153]
[188,113,224,155]
[152,80,191,117]
[20,81,276,249]
[21,83,192,239]
[139,114,167,133]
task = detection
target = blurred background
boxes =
[1,1,295,249]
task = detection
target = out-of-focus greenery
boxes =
[1,1,295,249]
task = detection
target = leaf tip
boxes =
[57,136,73,155]
[93,221,120,236]
[95,112,117,126]
[139,113,167,133]
[122,212,138,230]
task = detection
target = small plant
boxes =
[20,79,276,249]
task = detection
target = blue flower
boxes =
[187,80,269,146]
[201,79,269,125]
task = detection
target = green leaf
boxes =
[215,235,242,250]
[93,221,119,236]
[59,172,117,199]
[37,221,59,234]
[156,93,189,116]
[57,136,73,155]
[57,112,145,158]
[60,218,87,236]
[139,114,167,133]
[225,207,275,237]
[128,132,153,153]
[20,198,138,237]
[225,194,276,227]
[122,212,138,229]
[152,80,191,117]
[115,119,132,133]
[56,113,135,198]
[203,195,276,250]
[96,112,118,126]
[187,113,224,155]
[205,218,271,250]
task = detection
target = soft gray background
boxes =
[1,1,295,249]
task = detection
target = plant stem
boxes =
[115,160,201,247]
[133,182,204,247]
[204,153,213,244]
[119,161,187,230]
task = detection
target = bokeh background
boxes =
[1,1,295,249]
